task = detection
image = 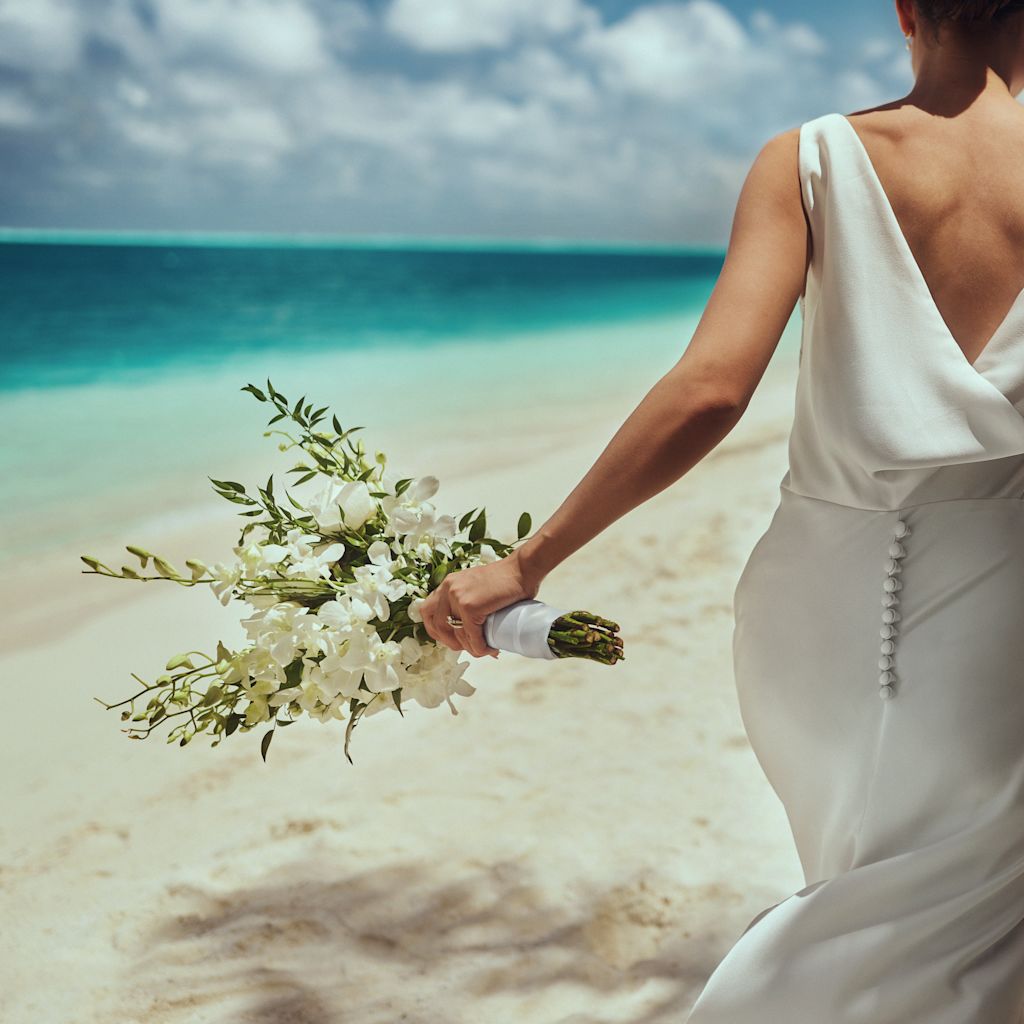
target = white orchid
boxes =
[305,479,378,534]
[268,528,345,582]
[208,561,243,606]
[360,633,408,694]
[239,674,278,725]
[476,543,499,564]
[399,634,424,666]
[402,646,476,713]
[241,601,312,668]
[309,695,348,724]
[346,544,409,622]
[208,539,290,606]
[268,673,327,713]
[304,649,364,700]
[380,476,457,556]
[312,595,375,648]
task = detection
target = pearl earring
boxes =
[905,32,913,50]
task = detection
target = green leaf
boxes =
[261,728,275,762]
[391,688,404,716]
[468,510,486,542]
[224,712,242,737]
[332,414,343,434]
[458,507,478,531]
[429,559,450,587]
[201,686,223,707]
[517,511,532,540]
[344,704,363,765]
[284,658,303,688]
[242,384,267,402]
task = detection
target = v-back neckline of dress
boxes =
[833,112,1024,377]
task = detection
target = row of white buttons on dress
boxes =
[878,517,910,700]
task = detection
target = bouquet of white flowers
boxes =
[82,381,623,762]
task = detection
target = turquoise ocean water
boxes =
[0,231,794,566]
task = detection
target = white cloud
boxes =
[384,0,596,53]
[0,0,81,72]
[578,2,828,104]
[492,46,596,106]
[578,2,748,101]
[0,89,36,127]
[153,0,329,74]
[319,1,373,52]
[750,10,827,56]
[0,0,898,241]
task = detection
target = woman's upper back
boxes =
[783,106,1024,512]
[837,104,1024,367]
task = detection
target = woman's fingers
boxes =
[448,596,499,658]
[421,585,465,653]
[420,576,501,658]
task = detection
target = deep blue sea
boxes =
[1,233,725,391]
[0,232,799,566]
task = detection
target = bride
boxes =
[421,1,1024,1020]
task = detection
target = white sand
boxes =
[1,340,805,1023]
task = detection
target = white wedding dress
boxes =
[685,112,1024,1023]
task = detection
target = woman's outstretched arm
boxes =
[420,126,811,658]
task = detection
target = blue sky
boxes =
[0,0,911,243]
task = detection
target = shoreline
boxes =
[7,304,794,570]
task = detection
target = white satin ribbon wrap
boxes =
[483,599,568,660]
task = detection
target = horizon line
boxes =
[0,226,726,256]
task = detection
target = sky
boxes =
[0,0,913,244]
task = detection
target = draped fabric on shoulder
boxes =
[684,112,1024,1024]
[789,112,1024,510]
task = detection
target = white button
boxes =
[879,655,894,670]
[880,639,896,654]
[882,608,900,624]
[880,624,898,639]
[882,593,899,608]
[893,520,909,538]
[879,683,895,700]
[885,558,902,574]
[879,670,896,685]
[888,541,906,558]
[883,577,902,593]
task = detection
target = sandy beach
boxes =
[2,337,805,1023]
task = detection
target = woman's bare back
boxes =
[843,102,1024,366]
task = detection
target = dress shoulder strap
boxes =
[797,113,839,228]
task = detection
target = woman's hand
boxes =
[419,550,542,658]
